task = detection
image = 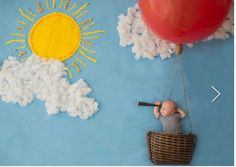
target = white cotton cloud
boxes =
[0,55,98,120]
[117,4,234,60]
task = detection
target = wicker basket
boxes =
[147,131,197,165]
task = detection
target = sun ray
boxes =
[16,45,27,50]
[75,56,87,67]
[5,39,25,45]
[53,0,56,8]
[84,30,106,36]
[19,8,34,22]
[45,0,50,10]
[82,22,95,31]
[68,2,77,12]
[83,41,93,47]
[18,51,27,57]
[82,46,96,54]
[36,2,43,13]
[72,2,89,16]
[27,8,37,17]
[66,65,73,78]
[75,10,87,19]
[79,50,96,63]
[17,20,28,25]
[16,26,26,31]
[59,0,64,8]
[12,33,26,37]
[84,35,100,40]
[64,0,70,9]
[72,62,81,73]
[79,18,93,26]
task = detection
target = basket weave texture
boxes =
[147,131,197,165]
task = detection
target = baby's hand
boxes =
[154,108,159,114]
[153,101,161,118]
[155,101,161,106]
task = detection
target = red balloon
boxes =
[139,0,232,44]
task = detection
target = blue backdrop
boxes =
[0,0,234,165]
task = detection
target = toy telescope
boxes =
[137,102,161,107]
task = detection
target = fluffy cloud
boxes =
[0,55,98,119]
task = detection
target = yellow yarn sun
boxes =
[29,12,81,61]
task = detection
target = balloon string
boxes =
[166,55,193,132]
[152,55,193,133]
[178,56,193,133]
[166,56,179,99]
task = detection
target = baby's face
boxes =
[160,100,176,116]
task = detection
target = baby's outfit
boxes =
[159,113,182,134]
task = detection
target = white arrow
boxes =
[211,86,221,102]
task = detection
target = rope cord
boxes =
[178,56,193,133]
[166,56,180,99]
[152,55,193,133]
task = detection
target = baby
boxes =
[154,100,186,134]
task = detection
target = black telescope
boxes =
[137,102,161,107]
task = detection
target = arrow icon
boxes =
[211,86,221,102]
